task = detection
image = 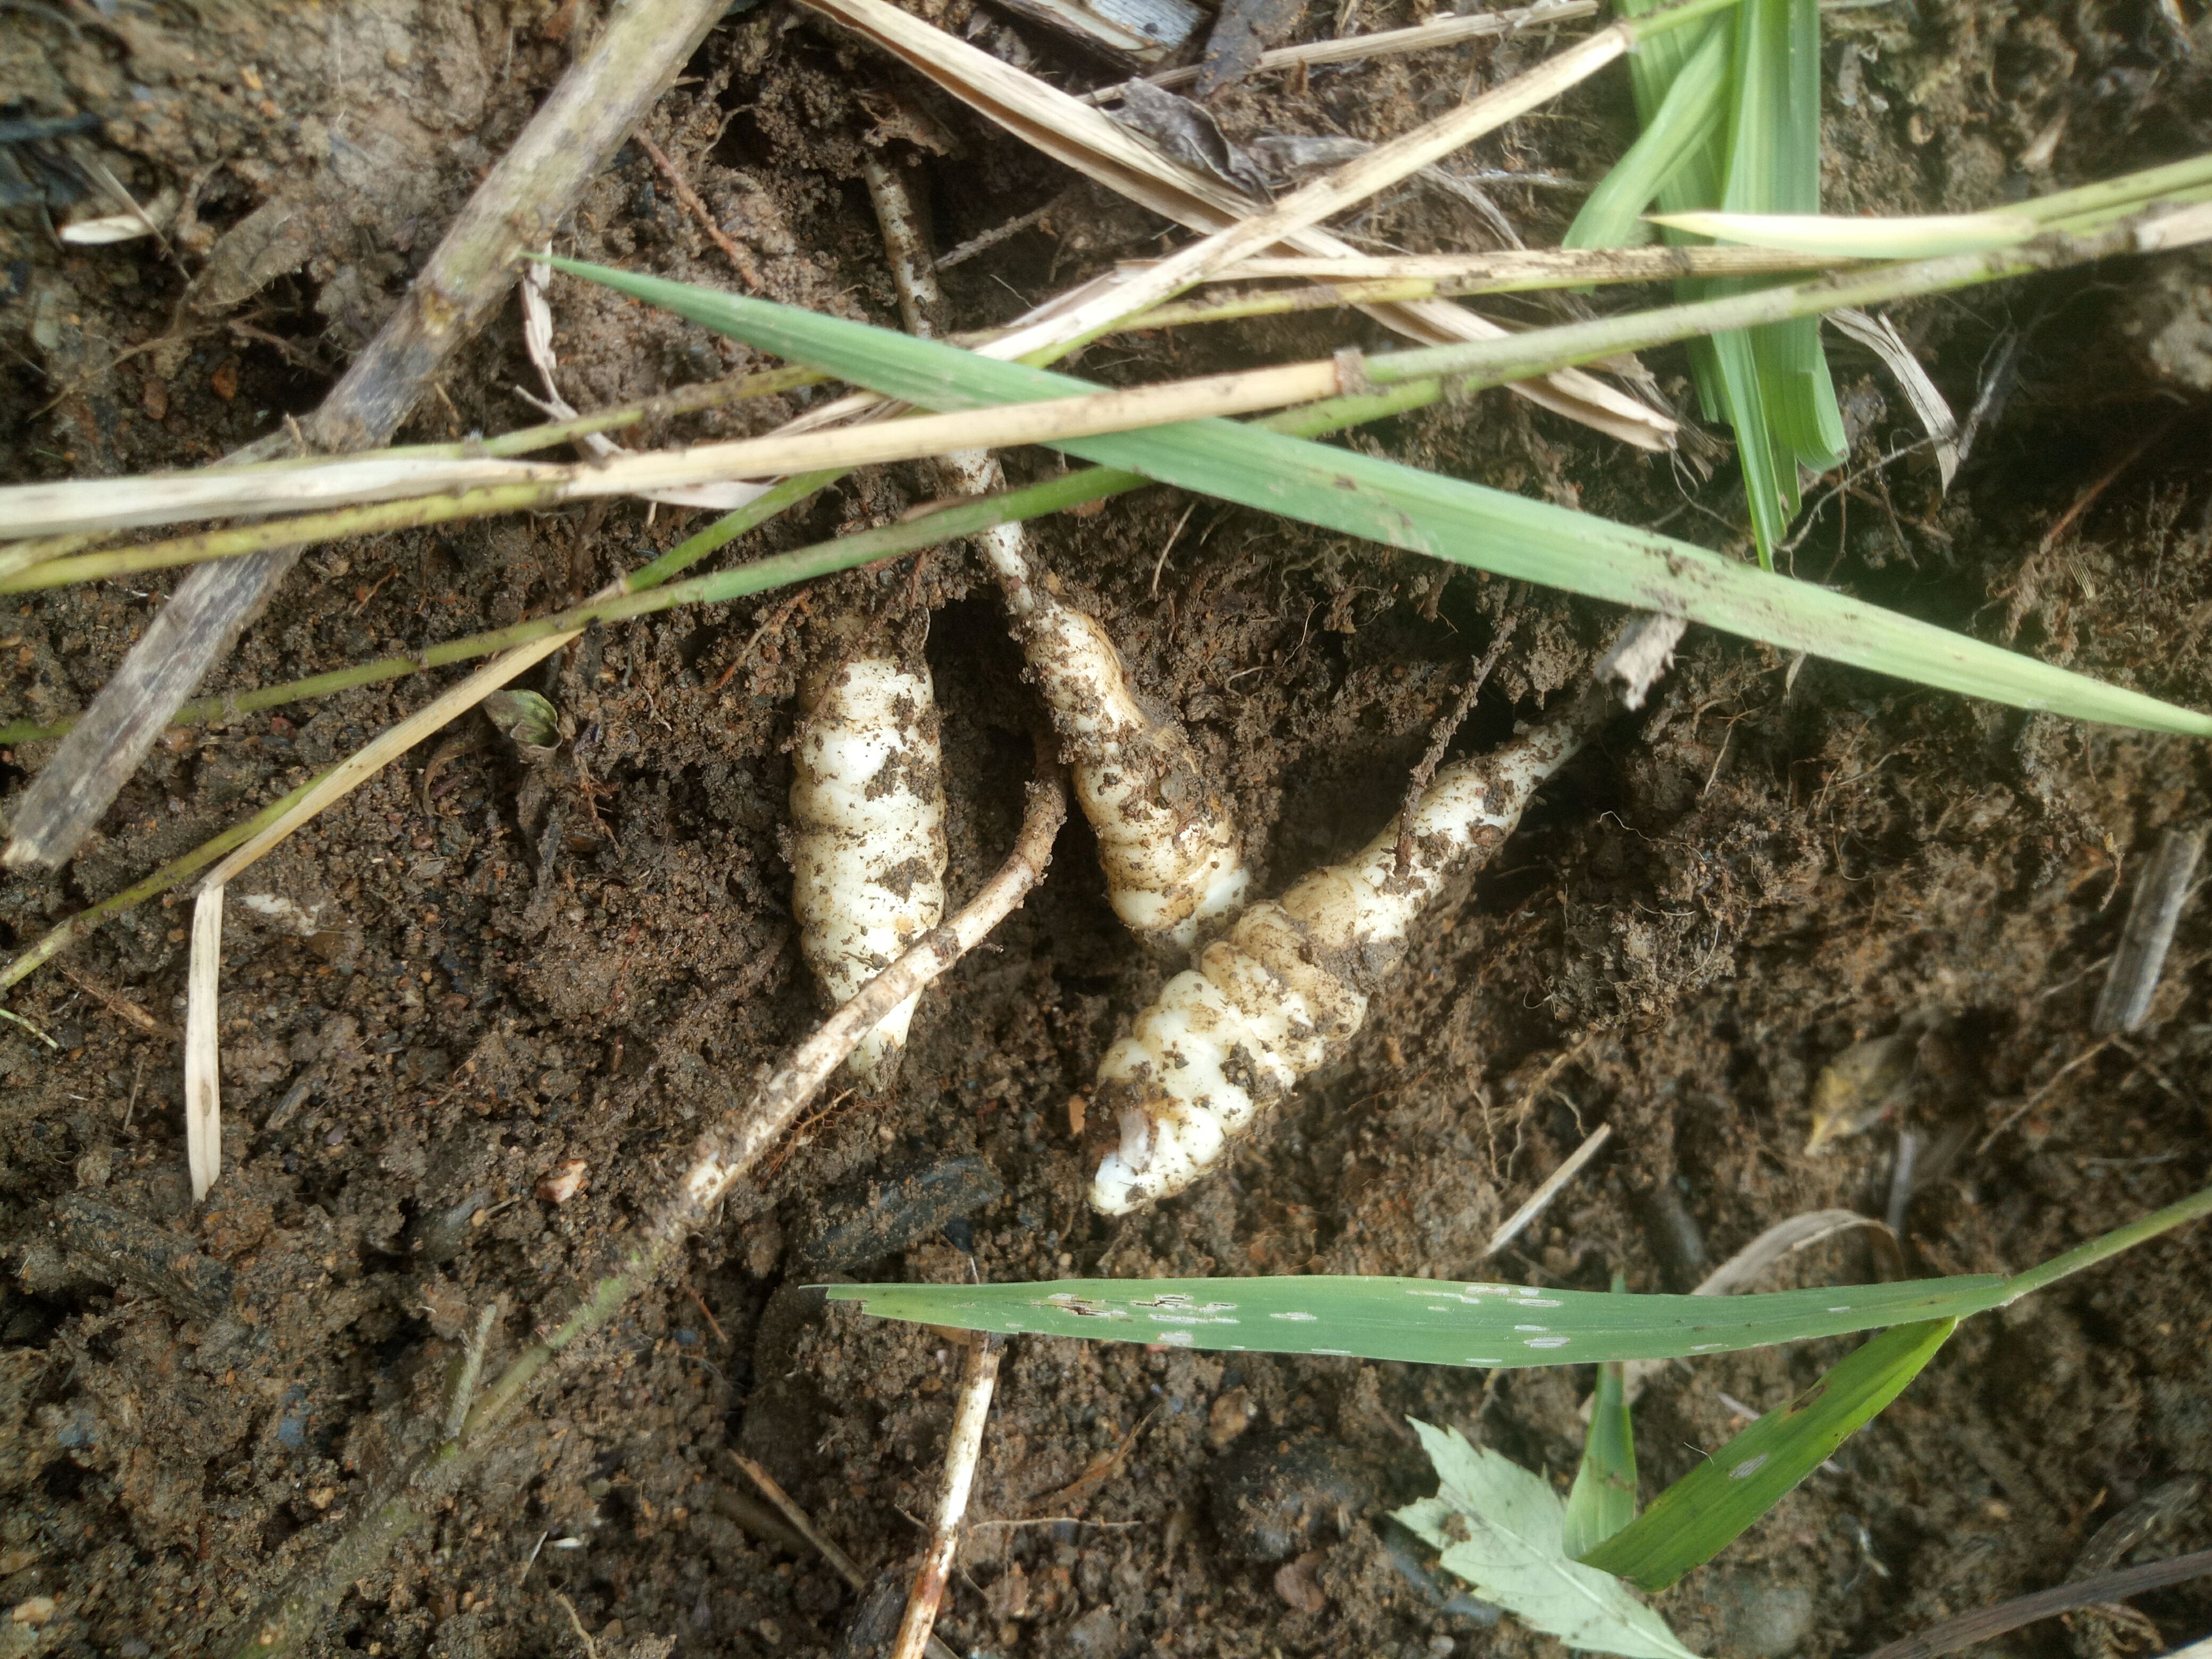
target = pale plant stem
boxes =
[183,887,224,1200]
[1,364,1342,546]
[1483,1124,1614,1259]
[890,1334,1004,1659]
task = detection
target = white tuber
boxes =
[863,155,1249,952]
[787,631,949,1088]
[1086,682,1619,1214]
[998,569,1249,949]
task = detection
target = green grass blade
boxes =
[546,257,2212,736]
[1723,0,1846,557]
[1579,1318,1955,1590]
[1564,1278,1640,1559]
[1565,22,1732,250]
[824,1275,2007,1366]
[824,1186,2212,1365]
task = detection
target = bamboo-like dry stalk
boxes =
[1,361,1345,547]
[1201,244,1846,285]
[1,0,735,873]
[213,740,1066,1659]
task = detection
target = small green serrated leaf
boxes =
[1580,1317,1956,1590]
[1397,1421,1700,1659]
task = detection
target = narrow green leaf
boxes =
[1580,1318,1955,1590]
[1397,1422,1700,1659]
[1565,23,1732,250]
[824,1187,2212,1364]
[824,1274,2006,1365]
[1722,0,1846,558]
[546,257,2212,736]
[1564,1279,1640,1558]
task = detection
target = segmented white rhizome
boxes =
[1088,693,1606,1214]
[787,651,949,1087]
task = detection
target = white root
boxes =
[1086,680,1622,1214]
[787,627,949,1088]
[864,156,1247,952]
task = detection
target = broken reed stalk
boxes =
[218,744,1066,1659]
[0,0,735,873]
[0,383,1429,753]
[1,360,1347,548]
[889,1334,1004,1659]
[1083,0,1599,100]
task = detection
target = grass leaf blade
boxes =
[823,1275,2008,1365]
[1564,1278,1640,1559]
[1565,22,1731,250]
[1579,1318,1956,1590]
[548,257,2212,736]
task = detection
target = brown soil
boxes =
[5,3,2212,1658]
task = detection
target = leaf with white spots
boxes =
[1581,1318,1956,1590]
[823,1273,2003,1364]
[1395,1421,1700,1659]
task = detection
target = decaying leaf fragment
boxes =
[1804,1030,1916,1153]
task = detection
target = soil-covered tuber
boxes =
[1087,685,1614,1213]
[787,631,949,1088]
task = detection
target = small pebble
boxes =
[537,1159,588,1204]
[1273,1552,1327,1615]
[1208,1386,1255,1449]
